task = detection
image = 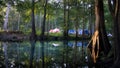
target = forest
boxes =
[0,0,120,68]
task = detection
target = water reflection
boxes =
[0,41,89,68]
[29,40,36,68]
[2,42,8,68]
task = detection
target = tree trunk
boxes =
[30,0,36,40]
[41,0,47,37]
[99,0,111,56]
[75,0,79,38]
[89,3,93,36]
[17,13,20,30]
[63,0,69,37]
[87,0,111,63]
[3,2,11,31]
[111,0,120,67]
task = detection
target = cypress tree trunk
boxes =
[108,0,120,67]
[87,0,111,63]
[99,0,111,56]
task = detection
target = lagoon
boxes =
[0,40,91,68]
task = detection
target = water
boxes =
[0,40,90,68]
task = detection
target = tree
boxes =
[75,0,79,38]
[41,0,47,37]
[63,0,68,37]
[3,1,11,31]
[87,0,111,63]
[30,0,36,40]
[108,0,120,67]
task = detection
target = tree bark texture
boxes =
[87,0,111,63]
[108,0,120,67]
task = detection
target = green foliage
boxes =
[36,30,41,35]
[104,1,113,33]
[0,0,113,36]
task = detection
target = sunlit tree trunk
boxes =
[3,2,11,31]
[87,0,111,63]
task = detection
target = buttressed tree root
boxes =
[87,30,99,63]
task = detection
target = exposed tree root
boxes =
[87,30,99,63]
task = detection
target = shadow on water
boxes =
[0,40,96,68]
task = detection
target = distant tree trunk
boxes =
[67,0,70,37]
[41,0,47,37]
[82,2,85,37]
[3,2,11,31]
[17,13,20,30]
[75,0,79,38]
[87,0,111,63]
[89,4,93,36]
[108,0,120,67]
[63,0,68,37]
[30,0,36,40]
[47,15,49,36]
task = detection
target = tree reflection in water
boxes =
[29,40,36,68]
[2,42,8,68]
[0,40,89,68]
